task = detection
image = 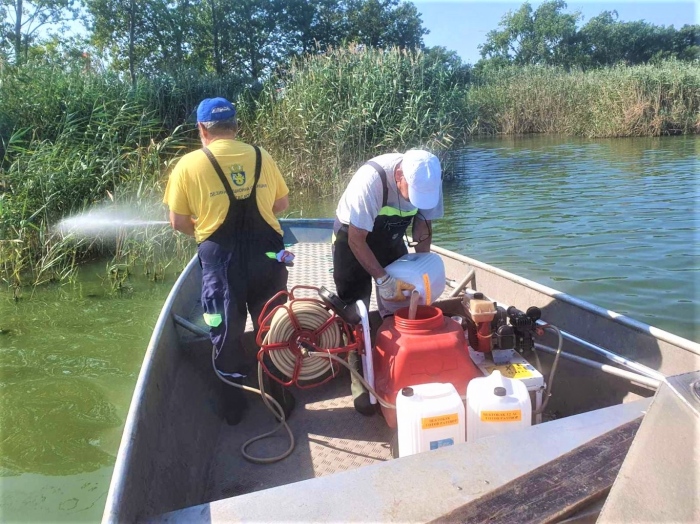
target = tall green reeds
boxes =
[0,61,234,289]
[469,61,700,137]
[1,52,698,287]
[240,46,472,189]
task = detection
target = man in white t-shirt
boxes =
[333,149,444,414]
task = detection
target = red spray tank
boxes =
[373,305,482,428]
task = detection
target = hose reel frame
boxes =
[256,285,362,389]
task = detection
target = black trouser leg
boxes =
[332,237,376,415]
[247,250,295,419]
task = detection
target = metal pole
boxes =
[535,344,661,390]
[535,321,666,383]
[448,269,475,297]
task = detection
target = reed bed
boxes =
[0,63,209,289]
[241,46,471,189]
[469,61,700,137]
[1,52,698,287]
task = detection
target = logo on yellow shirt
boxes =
[230,164,246,186]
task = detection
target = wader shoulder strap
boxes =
[365,160,388,208]
[202,147,234,201]
[251,145,262,195]
[202,145,262,199]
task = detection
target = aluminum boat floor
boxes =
[205,374,393,501]
[186,241,450,502]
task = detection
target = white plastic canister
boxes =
[383,253,446,314]
[466,370,532,442]
[396,382,465,458]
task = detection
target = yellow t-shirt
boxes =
[163,140,288,243]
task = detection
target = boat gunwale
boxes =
[102,254,201,523]
[101,218,699,523]
[430,244,700,356]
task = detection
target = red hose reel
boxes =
[256,285,362,389]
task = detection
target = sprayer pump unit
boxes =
[464,292,543,355]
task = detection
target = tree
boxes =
[575,12,698,67]
[84,0,431,80]
[286,0,348,54]
[478,0,580,66]
[86,0,196,81]
[345,0,427,49]
[218,0,297,81]
[1,0,79,64]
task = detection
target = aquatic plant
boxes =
[468,60,700,137]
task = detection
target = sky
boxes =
[413,0,699,64]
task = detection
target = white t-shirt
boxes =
[335,153,444,232]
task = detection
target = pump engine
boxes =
[463,292,542,354]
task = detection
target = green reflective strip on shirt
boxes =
[203,313,222,328]
[378,206,418,217]
[265,252,277,259]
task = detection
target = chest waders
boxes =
[332,160,416,415]
[198,146,290,423]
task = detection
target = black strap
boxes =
[251,145,262,194]
[202,145,262,200]
[365,160,388,208]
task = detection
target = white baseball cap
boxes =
[402,150,442,209]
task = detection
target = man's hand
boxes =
[169,211,195,237]
[377,276,415,301]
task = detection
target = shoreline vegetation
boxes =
[1,48,699,289]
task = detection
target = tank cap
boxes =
[494,387,507,397]
[402,387,414,397]
[474,292,484,299]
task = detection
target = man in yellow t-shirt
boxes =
[163,97,294,425]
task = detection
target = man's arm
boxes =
[412,218,432,253]
[347,224,387,279]
[273,195,289,214]
[169,211,195,237]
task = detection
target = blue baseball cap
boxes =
[196,97,236,123]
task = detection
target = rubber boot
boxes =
[349,350,375,416]
[265,377,296,422]
[220,378,249,426]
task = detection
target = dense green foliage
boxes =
[243,46,468,187]
[2,51,698,288]
[1,0,699,287]
[0,61,214,289]
[1,0,79,64]
[470,61,700,136]
[479,1,699,69]
[83,0,427,82]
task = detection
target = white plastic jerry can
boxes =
[466,370,532,442]
[382,253,446,314]
[396,382,466,458]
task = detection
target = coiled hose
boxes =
[213,300,394,464]
[264,301,342,381]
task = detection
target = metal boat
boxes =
[102,219,700,523]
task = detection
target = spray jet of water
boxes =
[54,206,170,238]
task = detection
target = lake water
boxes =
[1,135,698,522]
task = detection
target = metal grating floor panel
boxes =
[188,242,389,504]
[185,241,456,504]
[206,375,393,502]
